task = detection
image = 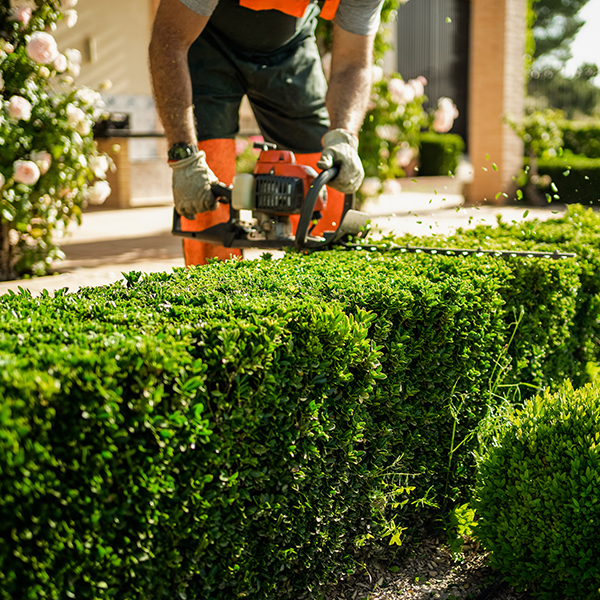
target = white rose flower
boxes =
[371,65,384,84]
[90,155,109,178]
[66,103,85,125]
[76,86,100,105]
[53,54,68,73]
[76,120,91,136]
[65,48,82,65]
[64,9,78,28]
[87,180,111,205]
[360,177,381,197]
[383,178,402,196]
[61,0,78,9]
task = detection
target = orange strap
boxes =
[239,0,340,20]
[182,139,242,266]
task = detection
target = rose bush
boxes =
[358,72,459,199]
[0,0,110,280]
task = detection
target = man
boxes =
[149,0,383,264]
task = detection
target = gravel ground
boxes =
[323,536,535,600]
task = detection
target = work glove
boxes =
[317,128,364,194]
[170,149,220,220]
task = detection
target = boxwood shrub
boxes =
[417,132,465,177]
[559,119,600,159]
[536,155,600,206]
[474,381,600,599]
[1,205,598,598]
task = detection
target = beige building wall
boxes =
[53,0,153,95]
[54,0,171,206]
[468,0,526,204]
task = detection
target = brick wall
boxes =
[468,0,526,204]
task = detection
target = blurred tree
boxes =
[532,0,591,67]
[528,64,600,117]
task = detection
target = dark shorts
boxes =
[188,4,330,154]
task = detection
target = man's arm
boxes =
[149,0,209,147]
[149,0,221,219]
[316,23,374,193]
[326,22,375,135]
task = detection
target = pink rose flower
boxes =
[387,78,405,104]
[388,78,415,105]
[395,144,416,168]
[31,150,52,175]
[432,97,459,133]
[432,111,454,133]
[408,78,425,98]
[26,31,59,65]
[8,96,32,121]
[13,160,41,186]
[9,6,32,27]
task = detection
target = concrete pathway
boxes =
[0,193,567,297]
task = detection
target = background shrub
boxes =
[559,120,600,159]
[474,381,600,599]
[417,132,465,177]
[536,155,600,206]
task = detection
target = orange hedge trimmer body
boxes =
[172,142,370,250]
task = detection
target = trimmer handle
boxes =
[295,166,339,249]
[211,183,232,204]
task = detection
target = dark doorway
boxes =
[395,0,470,147]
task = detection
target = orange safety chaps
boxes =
[182,140,345,266]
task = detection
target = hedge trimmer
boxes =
[172,142,576,260]
[172,141,370,250]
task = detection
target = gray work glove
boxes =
[170,149,220,220]
[317,128,364,194]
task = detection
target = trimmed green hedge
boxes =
[536,155,600,206]
[559,119,600,159]
[1,205,599,598]
[418,132,465,177]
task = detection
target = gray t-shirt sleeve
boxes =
[178,0,384,34]
[179,0,220,17]
[335,0,384,36]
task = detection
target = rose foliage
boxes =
[0,0,110,280]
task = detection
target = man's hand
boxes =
[170,150,220,220]
[317,128,364,194]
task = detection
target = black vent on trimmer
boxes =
[254,175,304,214]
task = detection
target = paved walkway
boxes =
[0,190,567,297]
